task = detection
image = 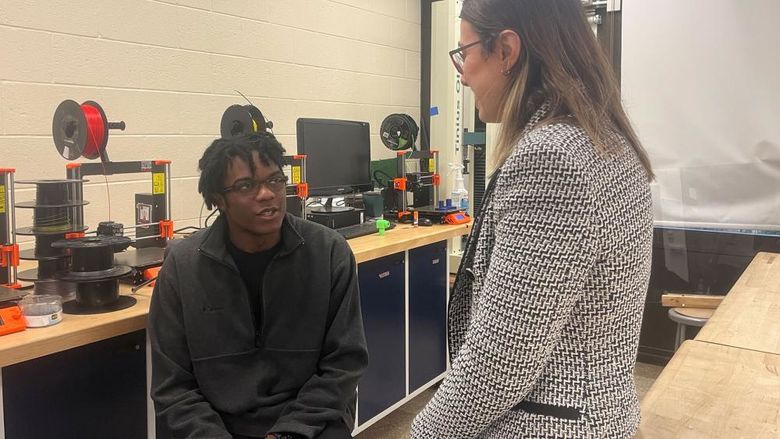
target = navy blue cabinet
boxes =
[408,241,448,393]
[357,252,406,424]
[3,330,147,439]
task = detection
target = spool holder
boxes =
[52,99,125,162]
[52,235,135,314]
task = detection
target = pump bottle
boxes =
[449,163,469,211]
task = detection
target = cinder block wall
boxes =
[0,0,421,244]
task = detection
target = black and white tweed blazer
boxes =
[410,104,653,438]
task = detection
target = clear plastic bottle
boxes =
[449,163,469,211]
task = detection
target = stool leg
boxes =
[674,323,686,351]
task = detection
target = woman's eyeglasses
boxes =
[448,40,482,74]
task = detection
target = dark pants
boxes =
[234,420,352,439]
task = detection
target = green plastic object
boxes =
[376,219,390,235]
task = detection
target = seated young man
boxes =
[149,133,368,439]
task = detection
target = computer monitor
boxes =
[296,118,372,212]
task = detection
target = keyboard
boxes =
[337,221,396,240]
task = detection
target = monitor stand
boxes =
[310,197,355,214]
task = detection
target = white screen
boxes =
[622,0,780,230]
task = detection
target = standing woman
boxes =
[411,1,654,438]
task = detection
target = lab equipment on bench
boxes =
[337,221,396,240]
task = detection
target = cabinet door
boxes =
[3,330,147,439]
[408,241,448,393]
[357,252,405,425]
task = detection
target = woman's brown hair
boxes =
[461,0,654,179]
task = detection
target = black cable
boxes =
[131,276,158,293]
[373,170,394,188]
[204,209,218,227]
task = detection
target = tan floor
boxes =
[354,362,664,439]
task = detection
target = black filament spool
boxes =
[15,179,87,207]
[22,258,69,279]
[34,278,77,301]
[34,234,67,260]
[17,247,70,281]
[17,235,67,261]
[35,179,71,205]
[220,104,271,138]
[52,99,88,160]
[62,281,137,314]
[32,205,73,233]
[62,279,136,314]
[71,241,113,273]
[15,179,89,235]
[52,236,132,280]
[245,104,271,130]
[76,280,118,307]
[53,236,133,313]
[52,100,123,161]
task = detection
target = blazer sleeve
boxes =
[410,140,598,438]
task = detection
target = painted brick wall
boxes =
[0,0,421,241]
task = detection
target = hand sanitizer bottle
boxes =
[449,163,469,211]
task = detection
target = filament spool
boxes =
[15,180,88,236]
[52,100,126,161]
[15,179,88,299]
[52,236,134,314]
[220,104,273,138]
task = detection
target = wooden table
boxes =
[637,340,780,438]
[638,251,780,438]
[696,252,780,355]
[0,222,470,368]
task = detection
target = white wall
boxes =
[0,0,421,243]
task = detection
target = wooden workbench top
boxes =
[0,222,470,368]
[636,340,780,438]
[696,251,780,355]
[350,222,470,263]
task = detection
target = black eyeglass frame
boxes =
[448,40,482,74]
[220,174,289,196]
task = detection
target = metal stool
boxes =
[668,307,715,350]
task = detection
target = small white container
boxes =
[19,295,63,328]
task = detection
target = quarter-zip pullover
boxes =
[149,213,368,439]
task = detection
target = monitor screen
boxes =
[296,118,372,197]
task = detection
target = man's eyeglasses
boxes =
[221,174,289,196]
[448,40,482,74]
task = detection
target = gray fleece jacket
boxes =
[149,213,368,439]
